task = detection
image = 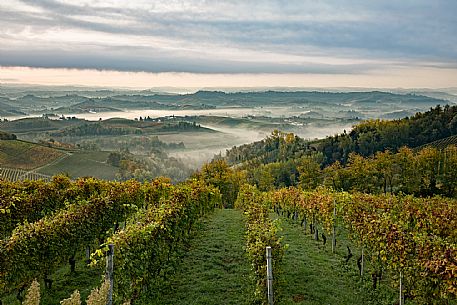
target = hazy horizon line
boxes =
[1,81,457,93]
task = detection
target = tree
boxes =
[297,155,322,190]
[107,152,122,167]
[194,159,246,208]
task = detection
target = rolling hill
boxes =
[0,139,119,180]
[0,140,65,170]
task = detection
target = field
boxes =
[0,140,118,180]
[37,151,118,180]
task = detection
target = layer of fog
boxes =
[3,106,334,122]
[162,122,352,168]
[3,107,355,170]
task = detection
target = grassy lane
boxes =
[276,216,396,305]
[150,208,253,305]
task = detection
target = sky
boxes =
[1,0,457,89]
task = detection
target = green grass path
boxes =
[276,216,395,305]
[150,208,253,305]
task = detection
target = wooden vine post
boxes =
[106,244,114,305]
[266,246,274,305]
[399,271,404,305]
[332,200,336,253]
[86,246,91,264]
[361,247,364,276]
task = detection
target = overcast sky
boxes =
[1,0,456,88]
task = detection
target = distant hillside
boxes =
[0,140,65,170]
[380,110,416,119]
[161,90,448,108]
[0,99,26,116]
[49,117,213,137]
[0,117,85,133]
[55,98,122,113]
[318,104,457,165]
[2,90,449,118]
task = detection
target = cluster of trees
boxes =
[107,150,194,183]
[240,146,457,197]
[320,104,457,165]
[160,121,202,131]
[0,130,16,140]
[78,136,184,154]
[52,123,142,137]
[226,130,313,166]
[322,146,457,197]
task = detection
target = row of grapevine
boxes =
[92,179,221,304]
[235,184,284,305]
[0,176,103,239]
[0,179,152,292]
[267,187,457,304]
[0,168,51,183]
[343,193,456,304]
[0,176,176,240]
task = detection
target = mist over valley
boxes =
[0,86,455,181]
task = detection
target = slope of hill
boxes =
[318,104,457,165]
[0,139,119,179]
[415,134,457,150]
[37,151,119,180]
[0,99,26,116]
[0,140,65,169]
[159,90,448,108]
[0,117,85,133]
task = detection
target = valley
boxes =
[1,86,455,182]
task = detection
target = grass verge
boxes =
[148,208,253,305]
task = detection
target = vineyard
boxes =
[0,167,51,182]
[0,176,221,304]
[0,140,65,170]
[0,175,456,305]
[417,135,457,151]
[267,187,457,304]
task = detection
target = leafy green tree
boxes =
[297,155,323,190]
[194,159,245,208]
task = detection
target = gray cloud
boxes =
[1,0,456,73]
[0,49,377,74]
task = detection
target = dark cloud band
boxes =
[0,0,456,73]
